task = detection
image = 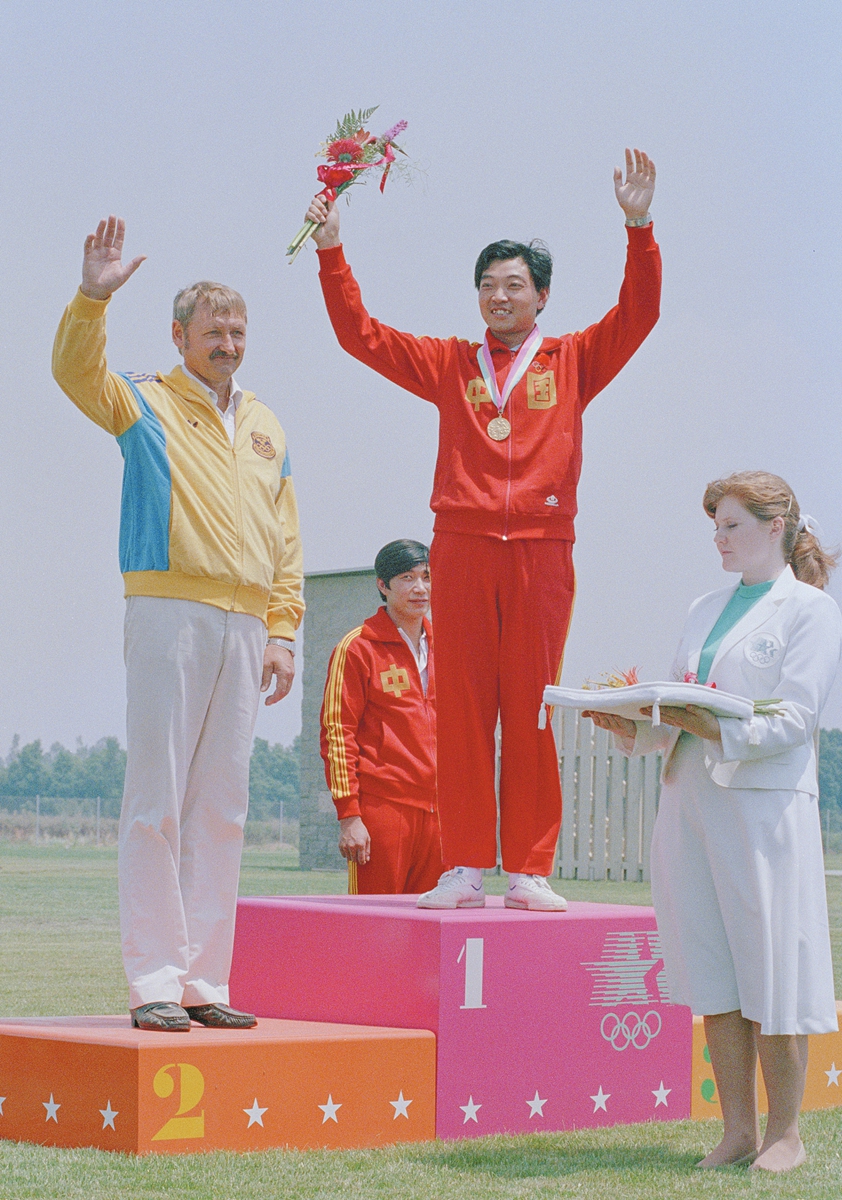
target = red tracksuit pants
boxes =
[430,533,575,876]
[355,795,444,895]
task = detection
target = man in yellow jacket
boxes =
[53,216,304,1032]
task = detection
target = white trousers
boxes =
[120,596,265,1008]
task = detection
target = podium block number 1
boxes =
[457,938,487,1009]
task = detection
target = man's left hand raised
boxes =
[614,148,656,221]
[261,646,294,705]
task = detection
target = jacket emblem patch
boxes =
[466,378,493,412]
[381,663,411,697]
[545,495,559,507]
[251,432,276,459]
[527,372,557,409]
[744,634,782,667]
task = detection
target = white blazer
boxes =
[627,566,842,795]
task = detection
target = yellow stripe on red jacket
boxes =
[323,625,364,799]
[320,608,436,819]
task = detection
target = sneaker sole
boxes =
[504,896,568,912]
[416,897,486,909]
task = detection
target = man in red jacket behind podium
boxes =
[321,540,441,894]
[306,149,660,911]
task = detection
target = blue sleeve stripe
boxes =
[281,447,291,478]
[116,374,171,572]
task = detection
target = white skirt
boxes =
[650,733,838,1035]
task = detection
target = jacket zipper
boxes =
[502,348,515,541]
[404,636,437,813]
[226,408,245,602]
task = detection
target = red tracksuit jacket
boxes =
[317,225,661,542]
[320,608,436,819]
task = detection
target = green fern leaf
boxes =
[330,106,379,141]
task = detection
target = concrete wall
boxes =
[299,568,378,870]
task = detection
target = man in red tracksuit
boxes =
[321,539,441,894]
[306,148,660,911]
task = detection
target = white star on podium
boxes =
[590,1086,610,1113]
[652,1081,671,1108]
[99,1101,118,1130]
[460,1096,481,1123]
[390,1091,412,1119]
[318,1095,342,1124]
[43,1094,60,1123]
[526,1091,547,1118]
[826,1062,841,1086]
[244,1098,268,1128]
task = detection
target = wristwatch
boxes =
[625,213,652,228]
[268,637,295,654]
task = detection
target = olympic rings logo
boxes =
[600,1010,662,1051]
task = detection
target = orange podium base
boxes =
[0,1015,436,1154]
[691,1003,842,1120]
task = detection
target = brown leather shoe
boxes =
[184,1003,257,1029]
[131,1002,191,1032]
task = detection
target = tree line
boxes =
[0,735,300,820]
[3,729,842,831]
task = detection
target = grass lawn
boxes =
[1,843,840,1198]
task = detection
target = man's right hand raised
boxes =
[306,195,341,250]
[81,215,146,301]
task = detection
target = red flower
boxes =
[683,671,716,688]
[326,138,365,164]
[317,164,357,188]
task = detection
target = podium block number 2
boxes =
[457,938,487,1009]
[151,1062,206,1140]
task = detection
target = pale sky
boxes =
[2,0,841,754]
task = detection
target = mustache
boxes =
[210,349,239,360]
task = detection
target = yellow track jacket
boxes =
[52,290,304,640]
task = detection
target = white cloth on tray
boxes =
[542,680,754,723]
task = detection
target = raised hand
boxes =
[81,215,146,301]
[613,148,656,221]
[306,194,341,249]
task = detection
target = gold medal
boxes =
[487,416,511,441]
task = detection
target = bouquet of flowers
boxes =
[286,107,410,263]
[583,667,640,690]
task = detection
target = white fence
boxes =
[555,712,663,882]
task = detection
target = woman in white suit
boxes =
[586,471,841,1173]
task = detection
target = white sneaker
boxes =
[417,868,486,909]
[504,875,568,912]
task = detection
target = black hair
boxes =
[474,239,553,296]
[374,539,430,602]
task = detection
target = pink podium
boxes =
[231,896,692,1139]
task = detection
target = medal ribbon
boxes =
[477,325,543,419]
